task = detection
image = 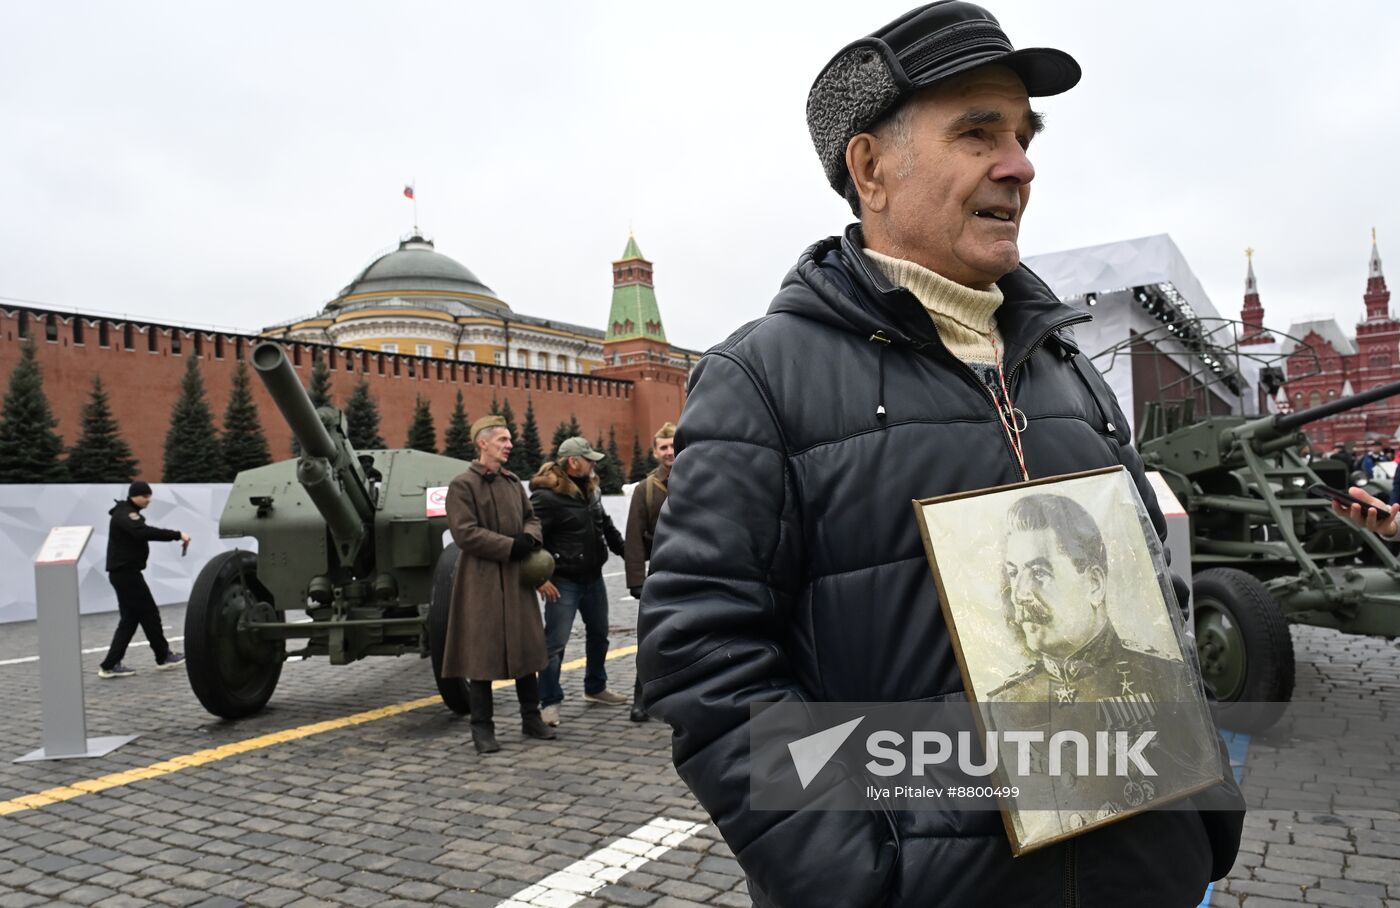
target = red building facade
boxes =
[1248,236,1397,449]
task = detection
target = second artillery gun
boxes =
[1104,321,1400,731]
[183,341,475,718]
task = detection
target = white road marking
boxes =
[0,637,187,667]
[494,816,706,908]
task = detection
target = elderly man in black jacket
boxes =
[637,2,1245,906]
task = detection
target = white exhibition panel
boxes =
[0,484,248,624]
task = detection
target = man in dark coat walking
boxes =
[623,421,675,722]
[444,415,555,754]
[98,481,188,678]
[638,3,1244,905]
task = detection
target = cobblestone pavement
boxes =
[1,572,1398,907]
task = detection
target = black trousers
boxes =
[100,569,170,669]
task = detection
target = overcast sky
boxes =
[2,1,1395,355]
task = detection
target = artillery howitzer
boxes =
[184,341,474,718]
[1101,319,1400,731]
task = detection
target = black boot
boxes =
[468,681,500,754]
[630,675,648,722]
[517,674,556,740]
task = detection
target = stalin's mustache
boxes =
[1015,596,1052,627]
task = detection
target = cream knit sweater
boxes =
[864,249,1004,366]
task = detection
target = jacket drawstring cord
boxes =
[870,332,892,421]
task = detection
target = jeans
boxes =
[539,574,609,707]
[100,570,171,670]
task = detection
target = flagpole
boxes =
[412,176,418,233]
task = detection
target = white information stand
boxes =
[16,525,138,762]
[1146,471,1194,622]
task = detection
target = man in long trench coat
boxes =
[444,414,555,754]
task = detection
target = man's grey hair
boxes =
[474,425,507,445]
[841,103,916,217]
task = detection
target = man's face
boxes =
[868,65,1038,288]
[476,428,512,468]
[564,456,594,480]
[1003,527,1106,659]
[131,494,152,509]
[653,436,675,470]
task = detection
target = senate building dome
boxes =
[263,230,612,374]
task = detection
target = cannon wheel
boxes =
[1193,568,1295,732]
[185,550,284,719]
[429,543,471,715]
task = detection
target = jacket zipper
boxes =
[933,314,1091,477]
[1063,839,1080,908]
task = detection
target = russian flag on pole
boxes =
[403,185,415,200]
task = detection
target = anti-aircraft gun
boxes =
[184,341,475,719]
[1096,318,1400,731]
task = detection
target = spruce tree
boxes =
[443,390,472,461]
[518,398,544,477]
[629,434,650,482]
[405,394,438,453]
[500,398,527,475]
[67,376,138,483]
[163,355,224,482]
[221,361,271,478]
[598,428,623,494]
[308,349,333,408]
[550,413,583,456]
[0,340,66,482]
[345,378,386,450]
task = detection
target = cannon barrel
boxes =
[1229,378,1400,444]
[251,342,337,460]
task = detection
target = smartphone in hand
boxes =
[1306,483,1380,512]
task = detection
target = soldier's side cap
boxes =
[806,0,1081,195]
[470,415,507,439]
[557,436,605,462]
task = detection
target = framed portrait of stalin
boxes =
[914,466,1224,855]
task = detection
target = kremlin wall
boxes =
[0,233,700,478]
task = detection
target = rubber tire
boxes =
[185,550,284,720]
[429,543,471,714]
[1193,567,1295,733]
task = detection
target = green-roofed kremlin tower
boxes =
[606,234,667,343]
[595,231,690,449]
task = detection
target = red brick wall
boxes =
[0,308,658,479]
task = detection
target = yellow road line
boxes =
[0,645,639,818]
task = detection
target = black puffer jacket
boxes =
[105,500,182,572]
[638,226,1244,908]
[530,463,624,580]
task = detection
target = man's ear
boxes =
[1088,565,1107,609]
[845,133,887,213]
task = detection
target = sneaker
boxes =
[98,663,135,679]
[540,705,561,727]
[583,688,629,707]
[157,652,185,670]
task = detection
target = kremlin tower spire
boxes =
[1240,246,1273,345]
[1365,227,1390,322]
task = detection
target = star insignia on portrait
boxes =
[1055,686,1077,704]
[1119,677,1135,696]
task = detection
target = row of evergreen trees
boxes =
[0,342,659,487]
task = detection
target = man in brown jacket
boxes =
[444,415,556,754]
[623,422,675,722]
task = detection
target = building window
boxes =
[194,334,204,357]
[148,329,158,353]
[557,354,568,372]
[381,343,398,353]
[458,349,476,362]
[214,336,224,358]
[1370,354,1390,368]
[17,312,28,339]
[1309,391,1322,408]
[494,351,505,366]
[123,324,134,350]
[537,352,548,369]
[72,320,84,345]
[99,322,111,347]
[516,349,529,367]
[416,343,430,357]
[44,315,57,342]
